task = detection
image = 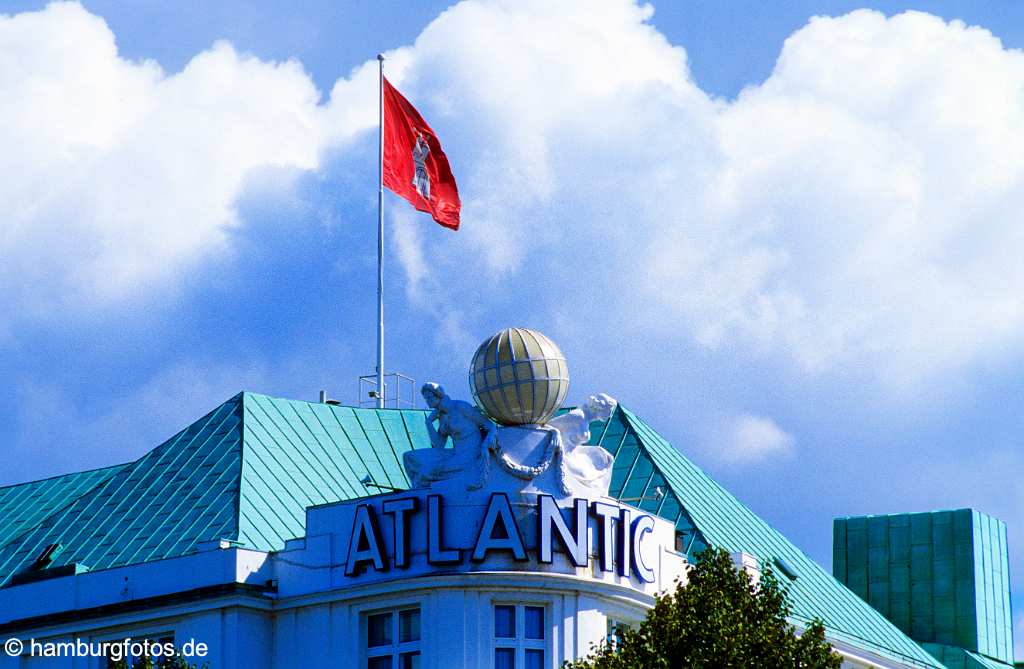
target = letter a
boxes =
[345,504,388,576]
[472,493,527,562]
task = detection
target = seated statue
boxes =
[403,382,497,489]
[547,394,618,497]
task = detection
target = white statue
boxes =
[401,382,619,501]
[403,383,497,489]
[479,393,619,500]
[547,394,618,497]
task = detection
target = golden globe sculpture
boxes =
[469,327,569,426]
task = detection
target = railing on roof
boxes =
[358,372,416,409]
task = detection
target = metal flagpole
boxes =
[376,54,385,409]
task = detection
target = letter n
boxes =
[537,495,589,567]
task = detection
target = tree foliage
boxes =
[565,548,843,669]
[107,656,203,669]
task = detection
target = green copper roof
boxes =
[600,406,945,669]
[0,392,944,667]
[923,643,1015,669]
[0,463,128,548]
[0,394,246,583]
[236,392,427,549]
[0,393,427,586]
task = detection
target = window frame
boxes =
[492,601,548,669]
[362,604,422,669]
[603,607,643,653]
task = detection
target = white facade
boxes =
[0,491,687,668]
[0,489,943,669]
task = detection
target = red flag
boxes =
[382,77,461,230]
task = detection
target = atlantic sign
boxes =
[344,493,658,583]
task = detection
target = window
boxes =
[605,618,637,651]
[494,604,546,668]
[365,607,420,669]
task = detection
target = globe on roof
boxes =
[469,327,569,426]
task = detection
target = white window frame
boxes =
[362,604,422,669]
[492,602,548,669]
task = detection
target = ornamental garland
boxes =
[490,426,571,496]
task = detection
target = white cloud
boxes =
[720,414,796,465]
[391,209,429,302]
[5,1,1024,390]
[0,2,338,319]
[381,3,1024,389]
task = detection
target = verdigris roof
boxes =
[834,509,1013,666]
[0,392,942,667]
[922,643,1015,669]
[0,464,128,548]
[0,393,426,587]
[595,406,944,669]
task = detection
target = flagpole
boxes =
[376,53,385,409]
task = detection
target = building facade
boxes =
[0,388,998,668]
[835,509,1015,669]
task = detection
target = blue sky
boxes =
[3,0,1024,655]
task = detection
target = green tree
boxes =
[565,547,842,669]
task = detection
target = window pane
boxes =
[494,605,516,638]
[368,612,393,647]
[525,606,544,639]
[526,649,544,669]
[399,652,420,669]
[495,647,515,669]
[368,657,392,669]
[399,608,421,642]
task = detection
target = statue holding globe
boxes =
[403,327,619,501]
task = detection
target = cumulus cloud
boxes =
[704,10,1024,380]
[5,1,1024,391]
[0,2,349,319]
[719,414,796,465]
[380,2,1024,388]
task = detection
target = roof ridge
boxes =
[0,461,130,492]
[239,390,431,414]
[835,507,996,520]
